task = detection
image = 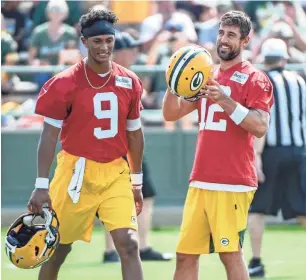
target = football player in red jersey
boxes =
[163,11,274,280]
[27,8,144,280]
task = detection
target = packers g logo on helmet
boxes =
[5,208,60,269]
[166,45,214,101]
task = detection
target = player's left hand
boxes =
[132,188,143,216]
[198,78,227,103]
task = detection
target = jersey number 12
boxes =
[199,85,231,132]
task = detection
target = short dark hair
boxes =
[220,11,252,40]
[79,8,118,34]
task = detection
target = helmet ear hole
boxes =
[35,246,40,256]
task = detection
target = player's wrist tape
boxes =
[230,103,249,125]
[35,178,49,189]
[131,173,143,189]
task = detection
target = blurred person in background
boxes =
[1,1,26,51]
[272,1,306,59]
[102,32,173,263]
[58,40,82,66]
[248,38,306,279]
[1,12,38,98]
[253,21,306,64]
[197,2,233,64]
[29,0,82,29]
[251,1,306,64]
[243,1,270,34]
[28,0,78,88]
[1,12,18,66]
[81,1,111,16]
[282,0,306,48]
[163,11,273,280]
[1,13,19,96]
[268,22,306,63]
[123,27,160,110]
[197,2,232,47]
[139,0,197,53]
[136,0,197,112]
[144,20,190,106]
[143,21,195,129]
[175,0,216,22]
[112,32,141,70]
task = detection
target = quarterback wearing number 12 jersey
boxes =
[176,61,273,255]
[170,10,275,280]
[190,61,273,188]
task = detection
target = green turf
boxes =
[2,226,306,280]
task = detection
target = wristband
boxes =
[35,178,49,189]
[230,103,249,125]
[131,173,143,189]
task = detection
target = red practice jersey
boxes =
[190,61,274,187]
[35,60,143,162]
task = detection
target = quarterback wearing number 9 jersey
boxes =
[163,11,274,280]
[28,8,144,280]
[35,60,143,163]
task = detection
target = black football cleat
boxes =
[103,250,120,263]
[248,258,265,278]
[140,247,173,261]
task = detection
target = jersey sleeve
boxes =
[245,72,274,113]
[35,75,72,120]
[127,77,143,120]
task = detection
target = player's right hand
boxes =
[27,189,52,215]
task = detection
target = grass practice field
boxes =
[1,226,305,280]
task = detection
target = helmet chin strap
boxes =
[42,208,56,246]
[170,88,200,102]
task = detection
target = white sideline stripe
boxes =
[170,49,196,91]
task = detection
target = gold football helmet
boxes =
[166,45,214,101]
[5,208,60,269]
